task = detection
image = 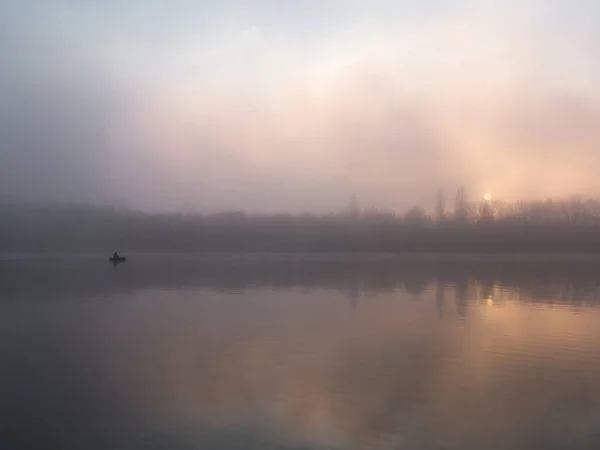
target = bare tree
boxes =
[454,186,469,223]
[435,189,446,223]
[479,201,494,222]
[346,195,361,219]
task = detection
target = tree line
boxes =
[3,190,600,253]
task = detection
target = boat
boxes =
[109,256,126,263]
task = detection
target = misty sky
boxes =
[2,0,600,213]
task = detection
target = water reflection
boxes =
[3,255,600,449]
[436,283,445,318]
[4,254,600,308]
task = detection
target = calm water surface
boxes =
[2,254,600,449]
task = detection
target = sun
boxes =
[484,193,492,201]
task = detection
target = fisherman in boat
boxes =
[110,252,127,263]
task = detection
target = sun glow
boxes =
[484,193,492,201]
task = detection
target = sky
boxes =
[1,0,600,213]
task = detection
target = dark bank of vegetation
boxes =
[3,189,600,253]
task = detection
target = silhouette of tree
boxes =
[404,205,428,225]
[347,195,361,219]
[9,198,600,254]
[435,189,446,223]
[479,201,494,222]
[455,186,469,223]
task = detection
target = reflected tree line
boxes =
[4,190,600,252]
[4,256,600,309]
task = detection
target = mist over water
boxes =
[4,0,600,448]
[3,255,600,449]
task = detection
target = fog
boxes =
[2,0,600,213]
